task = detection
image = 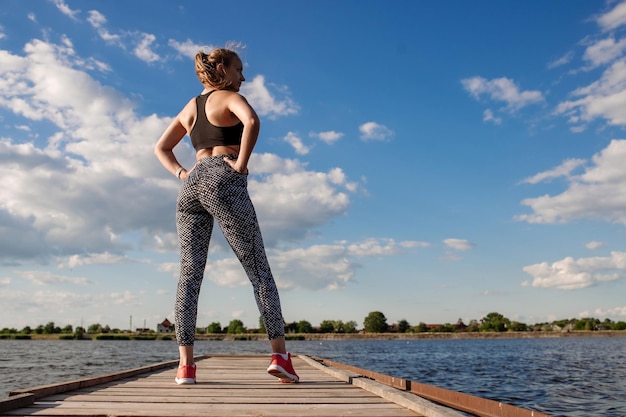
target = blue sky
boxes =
[1,0,625,332]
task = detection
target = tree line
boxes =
[2,311,625,338]
[161,311,626,334]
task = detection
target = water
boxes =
[0,337,624,417]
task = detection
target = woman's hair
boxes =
[195,48,240,90]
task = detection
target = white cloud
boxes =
[0,40,185,259]
[0,37,354,268]
[589,306,626,317]
[158,238,422,291]
[283,131,310,155]
[169,38,206,59]
[0,204,52,261]
[359,121,394,141]
[0,288,146,327]
[522,251,626,290]
[348,238,407,257]
[583,37,626,67]
[586,241,605,250]
[56,252,138,269]
[134,33,160,63]
[517,140,626,224]
[548,51,574,69]
[97,30,121,46]
[105,290,142,306]
[87,10,121,45]
[597,1,626,31]
[0,25,5,40]
[400,241,431,249]
[157,262,178,274]
[230,310,245,320]
[249,162,356,245]
[28,290,88,312]
[240,75,299,119]
[482,109,502,124]
[461,76,544,110]
[85,9,162,63]
[556,59,626,127]
[0,40,175,261]
[204,258,250,287]
[249,152,305,174]
[17,270,90,286]
[311,130,344,145]
[520,158,586,184]
[443,238,475,252]
[86,10,106,27]
[442,239,475,261]
[53,0,79,20]
[273,244,357,290]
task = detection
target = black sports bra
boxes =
[189,91,243,151]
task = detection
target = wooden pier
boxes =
[0,354,552,417]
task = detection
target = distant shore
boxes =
[209,330,624,341]
[6,330,624,341]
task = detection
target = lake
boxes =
[0,337,624,417]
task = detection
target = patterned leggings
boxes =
[174,155,285,346]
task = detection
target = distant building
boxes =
[157,318,175,333]
[454,320,468,332]
[553,322,575,332]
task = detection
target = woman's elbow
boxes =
[153,143,164,157]
[154,140,171,158]
[245,115,260,132]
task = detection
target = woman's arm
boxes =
[225,93,260,174]
[154,101,194,180]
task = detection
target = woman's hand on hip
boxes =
[224,156,248,175]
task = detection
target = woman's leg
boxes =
[269,338,287,354]
[201,160,297,382]
[207,172,286,341]
[175,178,213,364]
[178,345,194,366]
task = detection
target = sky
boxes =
[1,0,626,332]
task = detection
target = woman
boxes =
[154,47,298,384]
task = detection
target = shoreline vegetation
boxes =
[0,330,624,341]
[3,312,625,341]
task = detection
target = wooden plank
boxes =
[0,355,482,417]
[8,356,207,399]
[305,356,411,389]
[299,356,463,417]
[42,394,390,404]
[0,394,34,413]
[410,380,553,417]
[3,402,419,417]
[49,387,376,398]
[1,355,429,417]
[303,355,554,417]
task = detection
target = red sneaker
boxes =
[267,352,299,383]
[175,364,196,385]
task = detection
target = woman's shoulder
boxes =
[213,89,242,97]
[203,90,252,114]
[210,90,248,107]
[180,97,198,113]
[176,98,198,127]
